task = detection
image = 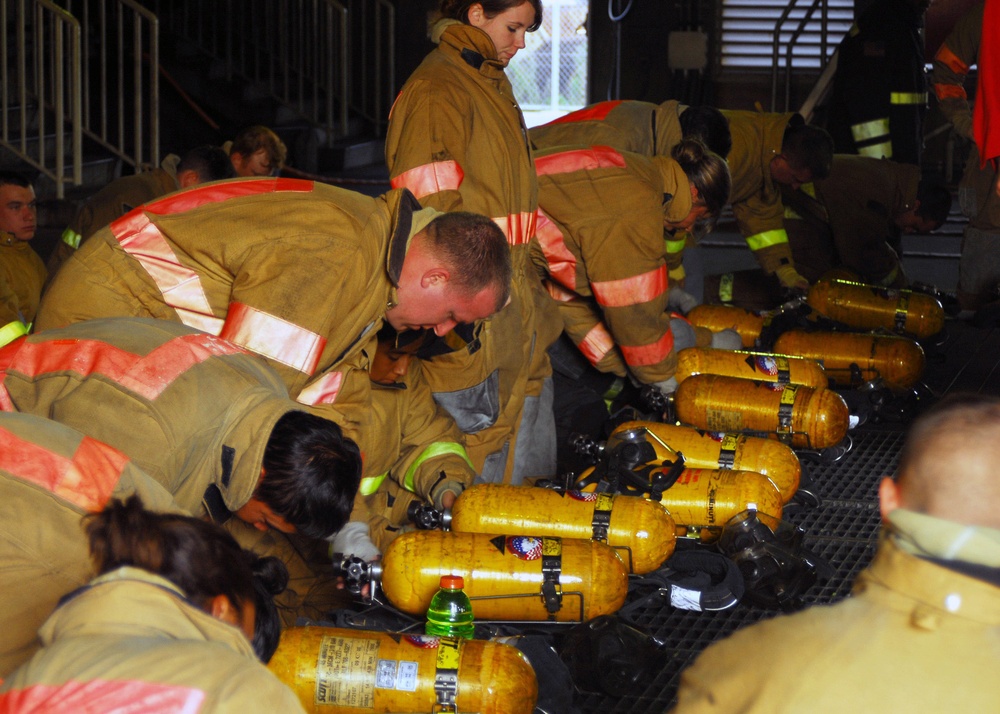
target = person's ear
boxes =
[878,476,901,521]
[420,268,450,288]
[690,184,700,201]
[209,594,239,627]
[178,170,201,189]
[468,3,485,26]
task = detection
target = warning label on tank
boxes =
[706,409,742,431]
[374,659,419,692]
[315,635,379,707]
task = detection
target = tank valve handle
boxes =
[407,501,445,530]
[570,433,605,461]
[331,554,371,596]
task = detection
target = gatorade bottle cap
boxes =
[440,574,465,589]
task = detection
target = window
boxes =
[719,0,854,70]
[508,0,589,125]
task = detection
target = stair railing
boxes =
[1,0,82,198]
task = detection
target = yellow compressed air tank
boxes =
[575,465,784,537]
[674,374,850,449]
[379,530,628,622]
[807,278,945,339]
[448,484,676,575]
[657,468,783,532]
[269,627,538,714]
[608,421,801,503]
[687,305,764,348]
[675,347,829,390]
[774,330,926,391]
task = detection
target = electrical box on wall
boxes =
[668,30,709,71]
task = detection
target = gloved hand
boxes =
[710,328,743,351]
[774,264,810,293]
[430,479,466,510]
[650,376,678,397]
[667,284,699,315]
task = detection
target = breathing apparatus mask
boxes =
[716,509,832,611]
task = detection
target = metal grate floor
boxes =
[572,319,1000,713]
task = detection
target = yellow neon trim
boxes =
[851,118,889,142]
[745,229,789,251]
[403,441,473,492]
[0,320,28,347]
[890,92,927,105]
[61,227,82,250]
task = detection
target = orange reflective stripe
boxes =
[390,161,464,199]
[620,329,675,367]
[141,177,314,215]
[297,371,344,405]
[491,210,537,246]
[535,146,627,176]
[545,100,623,125]
[219,302,326,376]
[933,83,968,101]
[544,279,577,302]
[0,429,128,511]
[535,211,578,290]
[577,322,615,367]
[109,179,315,335]
[591,266,668,308]
[111,211,224,335]
[0,680,206,712]
[0,334,246,401]
[933,43,970,78]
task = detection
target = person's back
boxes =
[0,317,362,538]
[0,411,181,675]
[529,99,683,156]
[50,145,236,277]
[35,180,415,413]
[782,155,946,284]
[826,0,929,165]
[671,394,1000,713]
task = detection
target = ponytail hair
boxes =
[670,138,731,222]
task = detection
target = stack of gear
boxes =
[334,529,630,624]
[269,626,538,714]
[409,483,677,575]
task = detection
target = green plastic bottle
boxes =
[425,574,475,639]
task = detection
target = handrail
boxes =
[150,0,393,143]
[67,0,160,171]
[0,0,82,198]
[770,0,836,113]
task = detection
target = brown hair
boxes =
[230,125,288,174]
[671,138,731,219]
[422,211,512,311]
[439,0,543,32]
[85,495,288,660]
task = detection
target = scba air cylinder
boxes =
[269,626,538,714]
